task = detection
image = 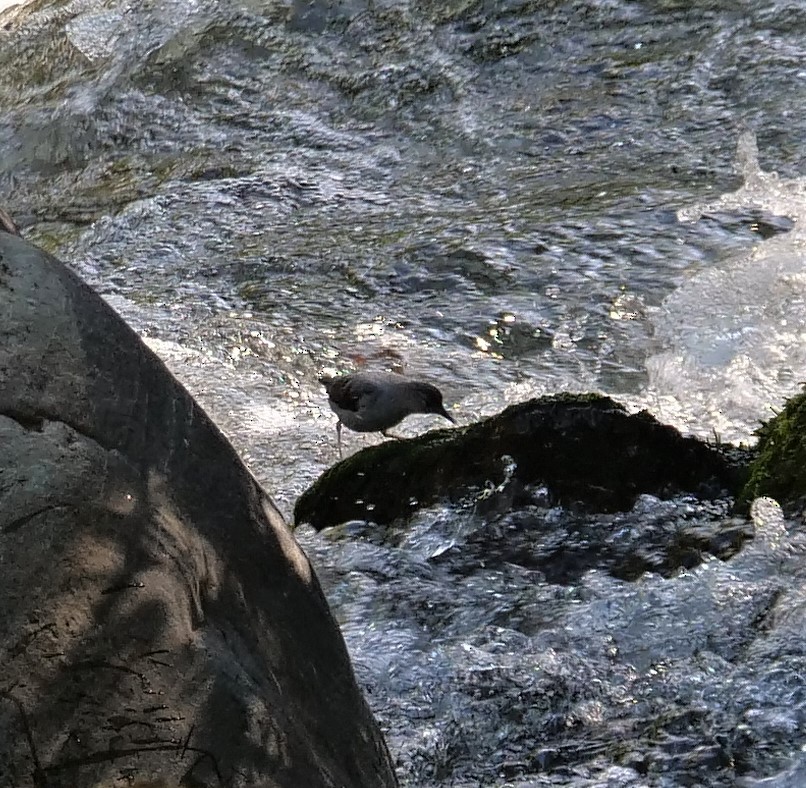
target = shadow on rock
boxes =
[0,228,397,787]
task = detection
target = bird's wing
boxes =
[328,375,379,413]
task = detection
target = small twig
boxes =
[0,206,21,236]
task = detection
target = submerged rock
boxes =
[295,394,749,530]
[0,230,397,787]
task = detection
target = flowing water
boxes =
[3,0,806,784]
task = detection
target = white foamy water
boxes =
[644,133,806,443]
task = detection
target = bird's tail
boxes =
[318,374,334,392]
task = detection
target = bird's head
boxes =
[417,383,456,424]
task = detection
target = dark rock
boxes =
[0,230,397,787]
[295,394,749,530]
[738,388,806,513]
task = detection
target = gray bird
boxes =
[319,371,456,457]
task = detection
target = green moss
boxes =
[738,390,806,509]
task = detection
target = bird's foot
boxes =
[381,430,404,441]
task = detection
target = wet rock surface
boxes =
[295,394,750,531]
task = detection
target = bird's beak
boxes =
[440,407,456,424]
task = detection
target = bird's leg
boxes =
[337,421,343,458]
[381,430,404,441]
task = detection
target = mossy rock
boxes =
[738,390,806,510]
[295,393,749,530]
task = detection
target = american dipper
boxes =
[319,371,456,457]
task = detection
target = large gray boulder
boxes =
[0,229,397,787]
